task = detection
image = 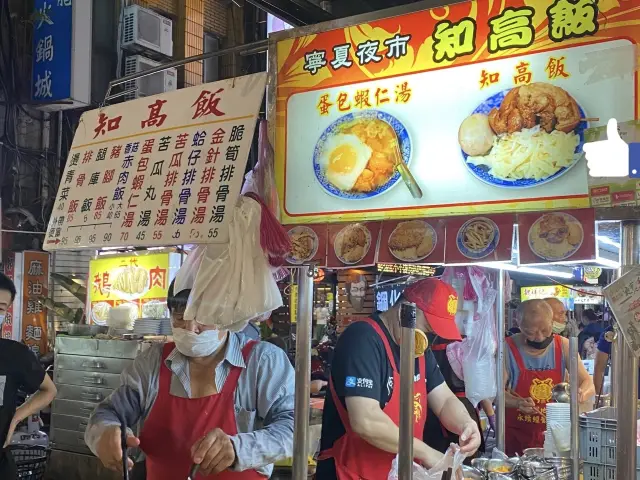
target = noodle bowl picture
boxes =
[313,110,411,199]
[456,217,500,260]
[458,83,587,188]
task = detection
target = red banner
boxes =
[327,222,381,268]
[518,208,596,265]
[377,219,445,264]
[444,214,515,264]
[21,251,50,355]
[285,224,328,267]
[2,253,15,340]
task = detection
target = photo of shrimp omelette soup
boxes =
[529,212,583,261]
[334,224,371,264]
[318,117,399,194]
[388,220,437,262]
[458,82,583,184]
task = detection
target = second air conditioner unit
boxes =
[122,4,173,58]
[123,55,177,100]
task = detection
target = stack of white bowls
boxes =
[544,403,571,457]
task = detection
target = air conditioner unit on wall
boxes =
[122,4,173,58]
[123,55,177,100]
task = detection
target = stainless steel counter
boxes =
[47,335,145,479]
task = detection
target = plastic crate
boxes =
[579,407,640,479]
[9,445,50,480]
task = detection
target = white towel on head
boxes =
[175,196,283,329]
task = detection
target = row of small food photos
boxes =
[285,208,596,268]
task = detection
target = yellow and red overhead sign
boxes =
[274,0,638,224]
[88,253,179,325]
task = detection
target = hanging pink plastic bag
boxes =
[388,446,467,480]
[441,267,498,407]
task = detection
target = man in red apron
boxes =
[318,278,481,480]
[503,299,594,456]
[86,282,295,478]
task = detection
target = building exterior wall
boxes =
[130,0,229,87]
[204,0,227,36]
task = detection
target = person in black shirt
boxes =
[0,273,57,479]
[318,278,481,479]
[423,335,486,462]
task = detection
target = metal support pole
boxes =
[292,266,313,480]
[569,336,579,480]
[615,221,640,480]
[611,324,620,408]
[398,303,416,480]
[495,270,506,452]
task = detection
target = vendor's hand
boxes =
[458,421,481,455]
[95,426,140,473]
[3,417,19,448]
[579,385,595,403]
[191,428,236,475]
[517,397,537,415]
[310,380,327,395]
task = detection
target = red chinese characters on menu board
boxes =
[1,253,15,340]
[445,214,515,264]
[327,222,381,269]
[44,73,267,251]
[377,219,445,264]
[285,224,328,267]
[518,208,596,265]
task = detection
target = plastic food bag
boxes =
[442,266,498,407]
[175,196,283,330]
[241,120,280,219]
[388,446,467,480]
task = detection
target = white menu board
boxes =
[44,72,267,251]
[604,268,640,356]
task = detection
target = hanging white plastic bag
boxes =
[388,446,467,480]
[178,196,282,329]
[463,268,498,406]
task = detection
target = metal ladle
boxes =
[552,382,571,403]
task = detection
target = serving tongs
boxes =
[119,415,129,480]
[188,463,200,480]
[393,138,423,199]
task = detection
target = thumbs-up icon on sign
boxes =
[583,118,640,178]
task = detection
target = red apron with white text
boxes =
[504,335,564,457]
[319,318,428,480]
[139,342,264,479]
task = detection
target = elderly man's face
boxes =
[521,312,553,342]
[547,299,567,325]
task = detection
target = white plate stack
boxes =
[159,318,172,336]
[133,318,161,336]
[544,403,571,457]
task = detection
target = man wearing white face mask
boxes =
[85,281,295,479]
[544,298,569,337]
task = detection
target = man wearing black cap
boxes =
[318,278,481,480]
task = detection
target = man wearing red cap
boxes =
[318,278,481,479]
